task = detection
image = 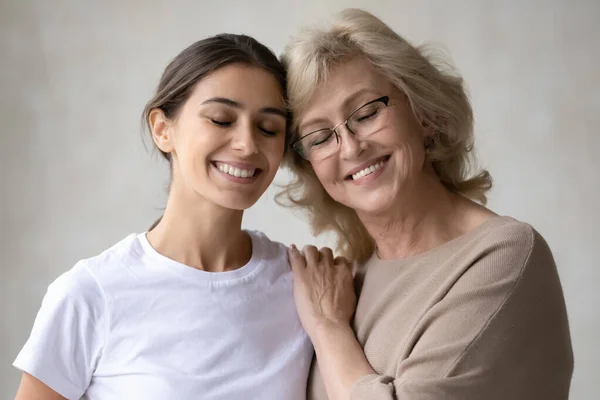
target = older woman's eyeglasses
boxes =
[291,96,390,161]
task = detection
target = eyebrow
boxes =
[201,97,287,118]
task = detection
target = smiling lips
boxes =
[351,159,386,180]
[215,156,389,183]
[347,155,390,181]
[213,161,259,179]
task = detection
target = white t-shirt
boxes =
[14,230,313,400]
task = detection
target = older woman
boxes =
[281,8,573,400]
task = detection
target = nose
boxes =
[230,123,258,156]
[338,125,365,160]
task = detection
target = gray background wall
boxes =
[1,0,598,398]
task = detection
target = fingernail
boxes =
[290,244,298,252]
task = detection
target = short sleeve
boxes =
[13,262,106,400]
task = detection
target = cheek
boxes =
[262,137,286,168]
[173,120,202,153]
[312,160,339,187]
[395,140,419,166]
[402,137,427,171]
[178,137,206,166]
[174,133,216,180]
[383,123,427,172]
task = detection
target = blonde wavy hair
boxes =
[277,9,492,262]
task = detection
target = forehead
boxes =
[299,57,389,123]
[187,63,285,108]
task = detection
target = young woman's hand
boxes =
[288,245,356,339]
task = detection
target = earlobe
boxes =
[149,108,175,154]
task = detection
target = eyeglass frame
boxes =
[291,95,391,161]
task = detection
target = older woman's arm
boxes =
[289,245,372,399]
[310,322,374,399]
[290,230,573,400]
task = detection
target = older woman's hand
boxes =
[288,245,356,338]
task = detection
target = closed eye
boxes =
[356,109,378,122]
[211,119,232,127]
[308,131,335,147]
[260,127,278,136]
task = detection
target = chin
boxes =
[343,191,397,216]
[214,194,261,211]
[353,202,394,216]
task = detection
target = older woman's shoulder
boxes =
[471,215,555,276]
[478,215,547,247]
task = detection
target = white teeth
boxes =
[351,160,385,180]
[217,163,256,179]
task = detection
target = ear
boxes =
[149,108,175,154]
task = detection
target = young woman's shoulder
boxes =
[247,230,288,256]
[46,233,141,312]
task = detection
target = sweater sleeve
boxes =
[350,226,573,400]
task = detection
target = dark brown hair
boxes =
[142,33,290,161]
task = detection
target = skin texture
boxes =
[15,374,66,400]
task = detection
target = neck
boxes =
[357,171,481,260]
[146,180,251,273]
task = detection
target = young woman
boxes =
[13,34,312,400]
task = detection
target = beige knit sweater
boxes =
[308,216,573,399]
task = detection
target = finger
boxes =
[333,256,349,266]
[302,245,320,267]
[334,256,356,277]
[319,247,334,266]
[334,256,353,272]
[288,244,307,273]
